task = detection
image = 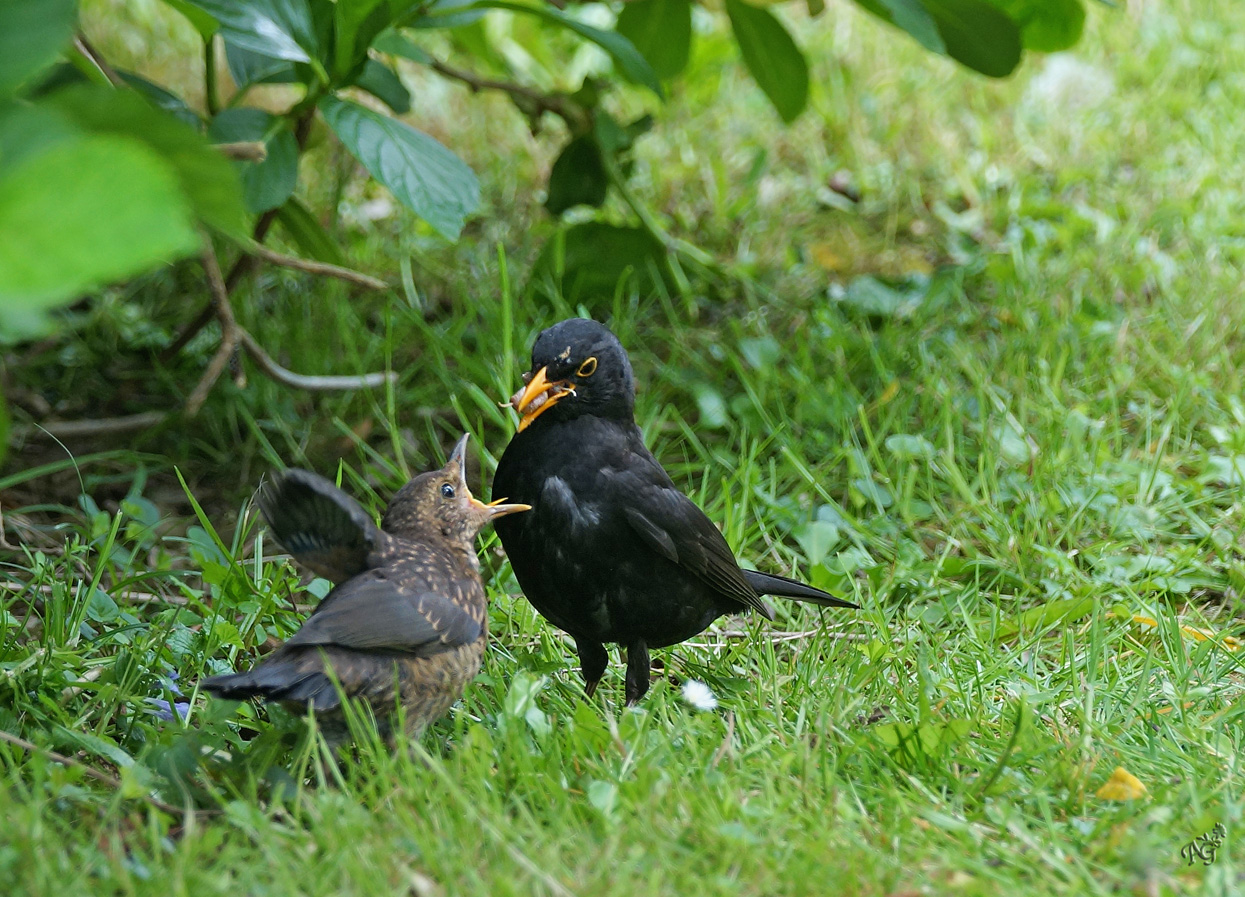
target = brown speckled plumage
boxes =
[201,434,529,744]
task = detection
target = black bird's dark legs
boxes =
[623,640,651,705]
[577,638,609,698]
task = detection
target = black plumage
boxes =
[201,434,529,743]
[492,318,857,704]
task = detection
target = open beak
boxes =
[451,433,531,518]
[510,366,573,432]
[471,495,531,519]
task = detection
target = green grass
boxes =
[3,0,1245,894]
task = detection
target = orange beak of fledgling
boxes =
[509,366,575,432]
[448,433,530,519]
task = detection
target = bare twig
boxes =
[427,57,586,130]
[214,141,268,162]
[238,329,396,391]
[247,244,390,291]
[73,35,124,87]
[0,504,15,551]
[0,730,214,817]
[160,302,217,363]
[15,412,169,440]
[186,243,240,416]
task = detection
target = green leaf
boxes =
[352,59,411,114]
[372,30,432,64]
[0,135,199,313]
[160,0,221,38]
[118,71,202,128]
[532,222,669,300]
[183,0,318,64]
[995,596,1095,641]
[990,0,1084,51]
[0,101,79,169]
[319,95,479,240]
[465,1,662,97]
[224,42,297,89]
[0,0,76,97]
[42,85,248,237]
[545,136,607,216]
[869,0,944,52]
[616,0,692,81]
[924,0,1021,76]
[208,108,298,213]
[274,197,344,264]
[724,0,809,123]
[333,0,392,77]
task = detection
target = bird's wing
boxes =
[260,469,387,582]
[283,568,482,656]
[617,473,774,619]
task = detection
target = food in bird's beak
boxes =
[510,366,575,432]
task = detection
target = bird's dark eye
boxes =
[440,483,455,499]
[577,356,598,378]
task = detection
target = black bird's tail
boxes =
[200,664,342,710]
[743,570,858,609]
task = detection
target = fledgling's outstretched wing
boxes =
[259,469,387,582]
[284,567,483,657]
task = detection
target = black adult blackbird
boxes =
[492,318,857,704]
[201,434,529,744]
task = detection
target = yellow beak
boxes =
[512,365,573,432]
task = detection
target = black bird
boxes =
[492,319,857,704]
[201,435,529,744]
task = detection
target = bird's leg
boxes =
[623,640,651,705]
[576,639,609,698]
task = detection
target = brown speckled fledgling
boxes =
[201,434,529,744]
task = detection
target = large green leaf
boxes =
[352,59,411,113]
[208,108,298,213]
[319,96,479,240]
[0,0,76,97]
[274,196,344,265]
[925,0,1021,77]
[990,0,1084,52]
[724,0,808,123]
[160,0,220,39]
[333,0,392,78]
[0,102,79,169]
[118,71,202,128]
[42,86,248,238]
[855,0,1022,77]
[532,222,669,300]
[545,136,606,216]
[0,135,199,314]
[372,30,432,64]
[183,0,318,64]
[465,1,662,97]
[868,0,943,52]
[224,42,297,89]
[616,0,692,81]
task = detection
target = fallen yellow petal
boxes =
[1096,766,1147,801]
[1108,612,1241,652]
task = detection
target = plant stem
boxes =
[204,36,220,116]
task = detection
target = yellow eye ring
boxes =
[576,356,598,377]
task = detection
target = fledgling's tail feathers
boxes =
[742,569,858,609]
[200,664,342,710]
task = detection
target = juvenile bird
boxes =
[492,318,857,705]
[201,434,529,744]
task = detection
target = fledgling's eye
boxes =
[577,356,598,378]
[440,483,455,499]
